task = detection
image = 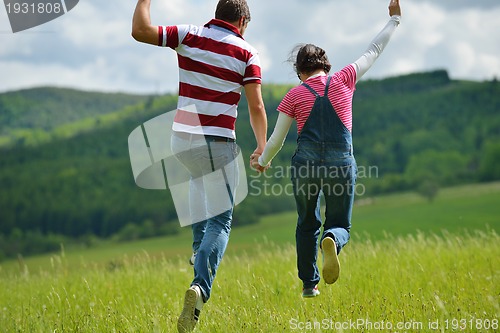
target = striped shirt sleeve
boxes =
[157,25,193,49]
[276,89,296,119]
[243,53,262,85]
[339,64,357,91]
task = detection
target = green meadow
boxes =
[0,182,499,332]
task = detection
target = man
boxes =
[132,0,267,332]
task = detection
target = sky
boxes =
[0,0,499,95]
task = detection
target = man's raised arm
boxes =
[132,0,159,45]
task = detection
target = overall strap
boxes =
[301,82,320,97]
[323,76,332,96]
[301,76,332,97]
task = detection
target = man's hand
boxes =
[389,0,401,16]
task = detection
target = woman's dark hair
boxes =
[215,0,251,24]
[289,44,332,75]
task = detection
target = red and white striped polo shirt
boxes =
[277,65,357,133]
[158,19,262,139]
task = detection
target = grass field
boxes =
[0,182,499,332]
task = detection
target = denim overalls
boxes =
[291,76,357,288]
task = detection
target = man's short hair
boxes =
[215,0,251,23]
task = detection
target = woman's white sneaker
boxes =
[321,237,340,284]
[302,285,320,298]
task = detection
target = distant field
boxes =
[1,182,499,275]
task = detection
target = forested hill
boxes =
[0,87,151,147]
[0,70,499,259]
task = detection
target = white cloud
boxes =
[59,2,131,49]
[0,0,499,94]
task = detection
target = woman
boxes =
[251,0,402,297]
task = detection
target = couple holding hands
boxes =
[132,0,401,331]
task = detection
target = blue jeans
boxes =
[291,143,357,288]
[171,133,239,302]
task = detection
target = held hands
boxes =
[250,152,270,173]
[389,0,401,16]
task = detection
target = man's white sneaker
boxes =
[177,285,204,333]
[322,237,340,284]
[189,252,196,266]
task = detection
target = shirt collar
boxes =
[305,72,327,81]
[204,19,244,39]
